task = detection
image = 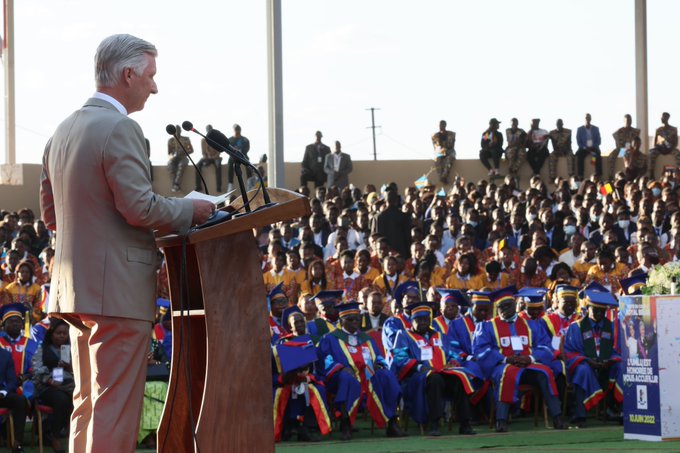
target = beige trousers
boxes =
[61,314,151,453]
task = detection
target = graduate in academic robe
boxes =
[391,302,476,436]
[445,291,491,384]
[515,285,577,401]
[272,306,331,442]
[472,287,567,432]
[307,290,343,338]
[268,283,289,344]
[540,286,580,390]
[317,302,406,441]
[0,303,39,400]
[431,289,467,335]
[381,281,422,364]
[564,289,623,427]
[360,290,389,332]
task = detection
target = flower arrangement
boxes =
[644,262,680,295]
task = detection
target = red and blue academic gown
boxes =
[272,335,331,442]
[270,315,287,345]
[541,312,581,378]
[317,329,400,427]
[432,315,454,335]
[563,317,623,414]
[381,313,411,365]
[472,316,558,406]
[0,333,38,400]
[390,328,475,424]
[445,314,485,381]
[306,318,336,338]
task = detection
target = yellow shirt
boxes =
[480,272,510,291]
[445,273,484,291]
[372,273,408,299]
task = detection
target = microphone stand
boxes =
[183,122,276,212]
[231,159,250,213]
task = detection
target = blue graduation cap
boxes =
[281,306,304,329]
[583,289,618,309]
[156,298,171,314]
[469,291,492,305]
[514,287,548,302]
[273,337,318,373]
[554,285,579,301]
[0,303,28,323]
[514,287,548,308]
[405,301,435,319]
[394,281,421,304]
[311,290,344,306]
[336,301,361,318]
[268,283,288,304]
[436,288,470,307]
[437,188,446,197]
[490,285,518,306]
[578,281,609,302]
[619,273,647,296]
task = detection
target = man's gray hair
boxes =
[95,34,157,88]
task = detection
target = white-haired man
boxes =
[40,34,213,452]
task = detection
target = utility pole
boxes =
[2,0,15,165]
[366,107,381,161]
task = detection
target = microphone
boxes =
[166,124,209,195]
[182,121,249,166]
[182,120,274,207]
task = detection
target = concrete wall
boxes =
[2,154,673,215]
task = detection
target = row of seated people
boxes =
[268,274,639,442]
[261,236,657,314]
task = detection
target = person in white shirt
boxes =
[559,233,586,268]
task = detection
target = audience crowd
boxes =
[0,114,676,446]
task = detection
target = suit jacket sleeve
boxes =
[103,118,193,234]
[339,155,353,178]
[40,138,56,231]
[323,154,334,176]
[301,145,312,173]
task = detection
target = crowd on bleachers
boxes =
[263,141,676,441]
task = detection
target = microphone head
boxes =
[165,124,177,135]
[182,121,194,132]
[206,128,230,148]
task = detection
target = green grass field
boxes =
[274,417,680,453]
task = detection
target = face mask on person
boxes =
[652,188,661,197]
[618,220,630,229]
[590,214,600,223]
[527,214,537,222]
[564,225,576,235]
[469,221,478,228]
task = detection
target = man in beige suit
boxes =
[40,34,213,453]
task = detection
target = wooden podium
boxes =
[155,188,310,453]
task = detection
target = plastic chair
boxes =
[32,404,53,453]
[0,407,15,448]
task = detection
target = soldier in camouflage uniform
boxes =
[608,114,640,179]
[431,120,456,184]
[505,118,527,180]
[649,112,680,178]
[167,124,194,192]
[548,119,574,181]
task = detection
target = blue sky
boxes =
[2,0,679,166]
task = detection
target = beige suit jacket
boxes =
[40,98,194,322]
